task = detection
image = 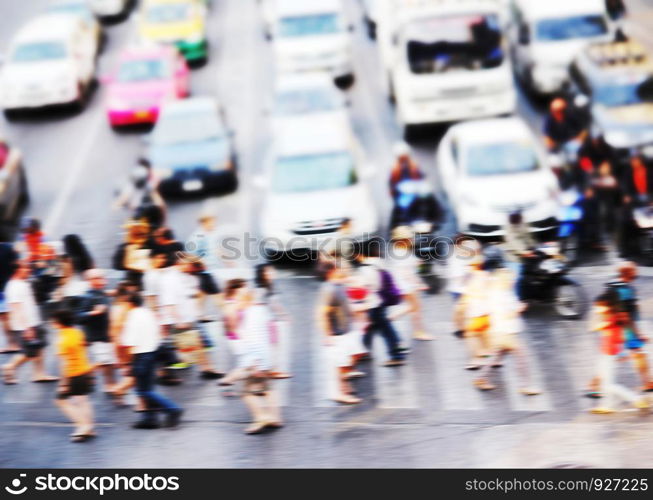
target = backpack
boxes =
[378,268,402,307]
[605,281,636,316]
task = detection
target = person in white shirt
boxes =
[159,256,223,379]
[2,261,58,384]
[237,288,281,435]
[122,293,183,429]
[447,235,480,338]
[386,227,433,341]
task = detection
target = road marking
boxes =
[501,337,553,412]
[372,318,420,409]
[430,321,485,411]
[43,110,104,235]
[312,320,336,407]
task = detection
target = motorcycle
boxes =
[390,179,444,293]
[520,244,587,319]
[557,189,584,265]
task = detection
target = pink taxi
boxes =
[103,45,190,127]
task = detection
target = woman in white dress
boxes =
[387,226,433,341]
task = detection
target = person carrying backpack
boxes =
[354,246,405,367]
[587,262,653,397]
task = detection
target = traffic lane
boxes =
[0,0,52,52]
[162,0,240,243]
[0,17,143,266]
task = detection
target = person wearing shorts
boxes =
[316,261,362,405]
[52,309,96,442]
[2,261,57,384]
[77,269,117,393]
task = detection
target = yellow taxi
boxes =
[138,0,208,63]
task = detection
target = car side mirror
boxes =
[518,24,530,45]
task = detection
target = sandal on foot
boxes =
[519,388,541,396]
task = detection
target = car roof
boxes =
[274,0,342,17]
[161,96,221,115]
[576,40,653,83]
[275,115,350,156]
[13,15,81,43]
[450,117,534,146]
[275,72,335,91]
[118,44,178,61]
[515,0,606,20]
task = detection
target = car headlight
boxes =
[604,130,632,149]
[210,159,232,171]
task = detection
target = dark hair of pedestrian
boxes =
[52,308,74,327]
[255,263,273,291]
[508,212,523,225]
[595,290,619,309]
[126,292,143,307]
[225,279,246,299]
[115,281,133,299]
[137,157,151,169]
[63,234,94,273]
[317,260,337,281]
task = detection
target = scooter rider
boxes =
[621,152,653,207]
[543,98,586,152]
[389,142,423,199]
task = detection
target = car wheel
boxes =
[554,282,587,319]
[334,73,355,90]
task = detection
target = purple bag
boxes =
[378,269,402,307]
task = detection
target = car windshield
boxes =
[465,141,539,176]
[405,14,504,74]
[274,88,342,115]
[11,42,67,62]
[117,59,170,82]
[272,152,357,193]
[594,76,653,107]
[277,13,341,37]
[145,3,191,23]
[536,15,607,42]
[152,109,225,144]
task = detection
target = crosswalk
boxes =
[3,285,652,424]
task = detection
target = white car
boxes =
[0,16,98,118]
[436,117,559,237]
[255,116,378,254]
[46,0,103,53]
[510,0,613,95]
[268,72,350,131]
[87,0,133,20]
[263,0,355,87]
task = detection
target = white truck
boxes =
[376,0,516,138]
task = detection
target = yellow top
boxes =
[57,327,92,378]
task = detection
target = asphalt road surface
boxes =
[2,0,653,468]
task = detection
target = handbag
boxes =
[172,329,203,365]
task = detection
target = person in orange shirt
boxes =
[52,309,96,442]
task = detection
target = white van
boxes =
[377,0,516,138]
[263,0,355,87]
[0,15,98,118]
[509,0,613,96]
